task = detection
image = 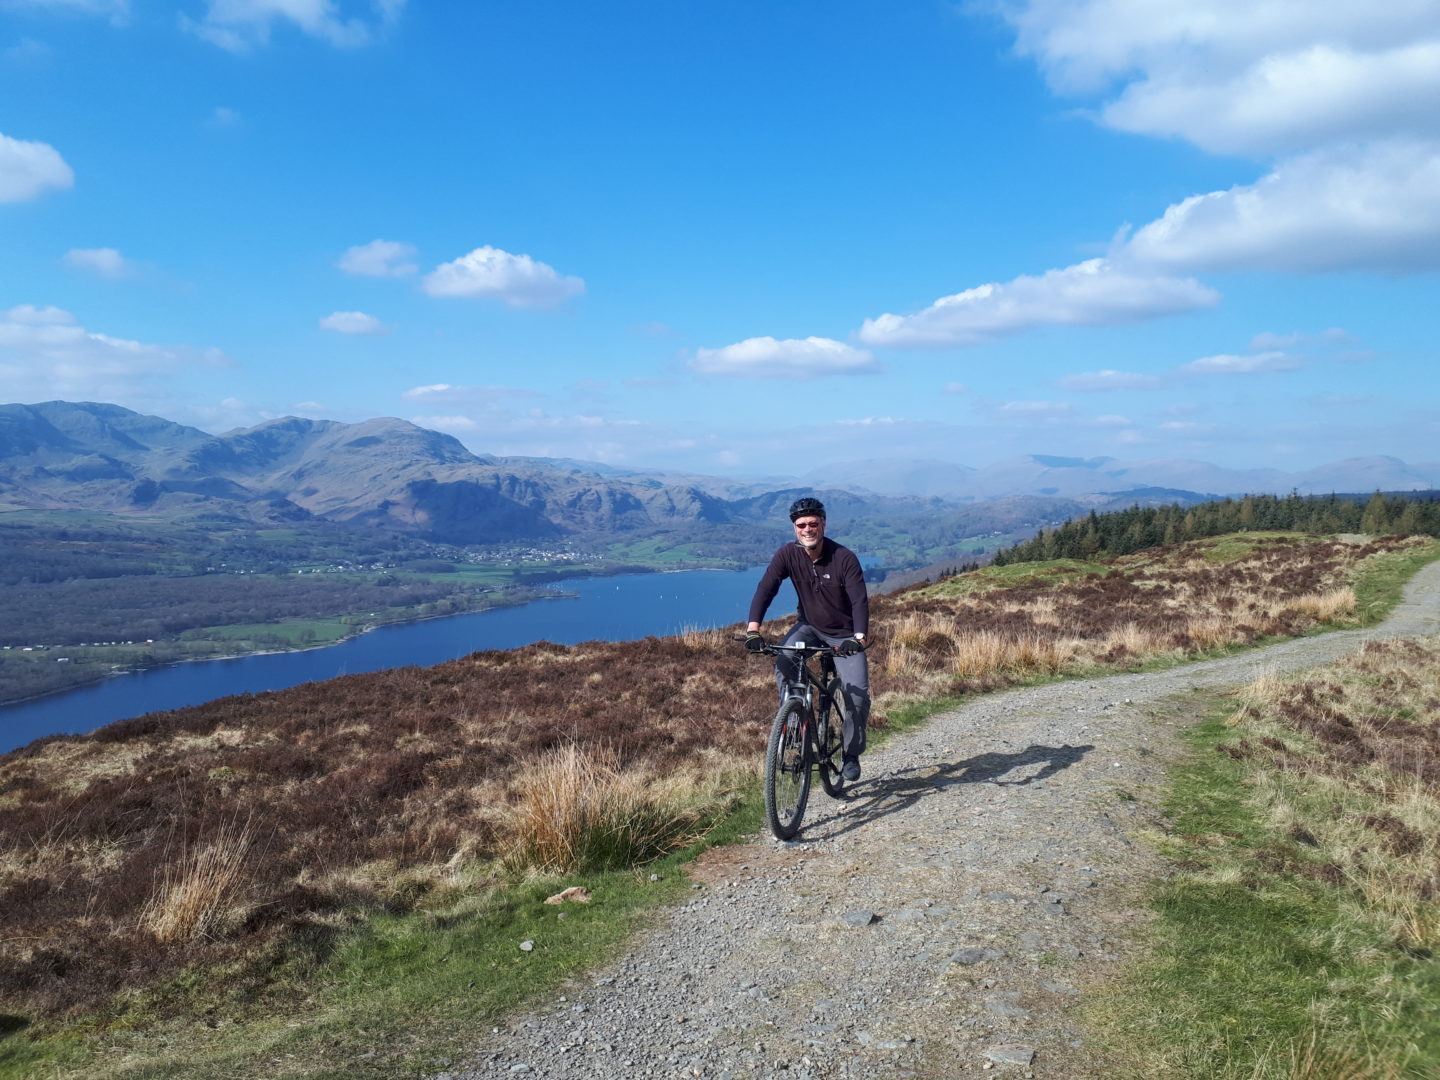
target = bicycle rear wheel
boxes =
[817,677,848,798]
[764,699,811,840]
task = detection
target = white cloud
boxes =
[1003,3,1440,152]
[1124,140,1440,273]
[1058,369,1162,391]
[998,5,1440,276]
[422,245,585,309]
[181,0,405,53]
[858,258,1218,348]
[1249,327,1354,351]
[4,303,76,324]
[690,336,879,378]
[943,381,968,394]
[401,383,540,404]
[996,400,1075,418]
[1174,351,1300,376]
[319,310,388,334]
[337,238,417,277]
[63,247,134,279]
[208,106,241,127]
[0,305,228,400]
[1102,40,1440,157]
[0,130,73,202]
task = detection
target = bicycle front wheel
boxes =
[764,699,811,840]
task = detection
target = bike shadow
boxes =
[802,742,1096,842]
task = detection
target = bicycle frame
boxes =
[769,641,838,718]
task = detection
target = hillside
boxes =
[2,531,1432,1075]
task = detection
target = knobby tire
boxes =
[764,699,811,840]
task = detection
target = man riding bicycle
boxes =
[745,496,870,781]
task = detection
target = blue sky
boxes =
[2,1,1437,477]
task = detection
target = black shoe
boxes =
[842,756,861,782]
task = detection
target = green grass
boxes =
[1188,532,1303,564]
[193,618,353,646]
[915,557,1109,598]
[1351,537,1440,625]
[1090,696,1440,1079]
[0,791,765,1080]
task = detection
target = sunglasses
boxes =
[793,520,824,531]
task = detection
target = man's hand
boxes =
[744,630,766,653]
[836,636,863,656]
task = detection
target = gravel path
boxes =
[452,560,1440,1080]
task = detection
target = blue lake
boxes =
[0,566,768,753]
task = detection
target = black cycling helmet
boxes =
[788,496,826,522]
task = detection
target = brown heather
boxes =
[0,532,1423,1019]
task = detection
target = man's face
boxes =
[793,514,825,551]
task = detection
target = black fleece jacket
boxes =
[747,537,868,638]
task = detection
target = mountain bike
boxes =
[749,641,859,840]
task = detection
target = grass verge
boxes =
[1090,643,1440,1079]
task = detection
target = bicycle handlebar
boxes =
[733,636,871,656]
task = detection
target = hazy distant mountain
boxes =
[4,403,1435,546]
[808,453,1440,500]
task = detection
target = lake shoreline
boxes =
[0,584,586,714]
[0,562,762,751]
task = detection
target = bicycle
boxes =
[746,640,863,840]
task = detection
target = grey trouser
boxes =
[775,623,870,759]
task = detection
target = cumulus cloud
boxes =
[1003,3,1440,151]
[1123,141,1440,273]
[690,336,879,378]
[337,238,417,277]
[858,258,1218,348]
[319,310,387,334]
[0,304,227,401]
[997,4,1440,275]
[181,0,405,53]
[63,247,134,279]
[422,245,585,309]
[1174,351,1301,376]
[1103,40,1440,157]
[0,130,73,202]
[1058,369,1163,391]
[4,303,75,324]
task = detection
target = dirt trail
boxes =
[454,560,1440,1080]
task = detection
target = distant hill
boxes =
[805,453,1440,500]
[5,401,1432,549]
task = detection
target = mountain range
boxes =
[2,401,1435,545]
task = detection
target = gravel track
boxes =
[453,560,1440,1080]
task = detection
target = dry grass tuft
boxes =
[141,816,259,943]
[503,743,723,874]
